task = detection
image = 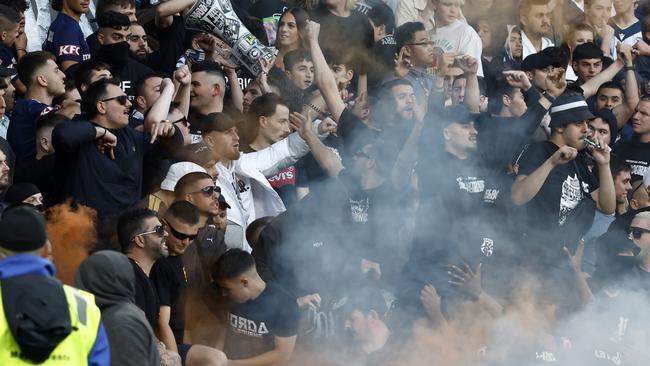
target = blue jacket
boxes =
[0,254,110,366]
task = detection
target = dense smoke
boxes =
[47,202,97,285]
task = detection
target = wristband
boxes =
[15,48,25,51]
[542,91,556,103]
[625,64,636,71]
[100,128,107,139]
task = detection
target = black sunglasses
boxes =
[101,95,129,106]
[134,224,166,239]
[190,185,220,196]
[166,222,197,241]
[628,227,650,239]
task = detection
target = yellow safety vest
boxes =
[0,283,102,365]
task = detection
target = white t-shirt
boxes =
[521,30,555,60]
[430,20,484,77]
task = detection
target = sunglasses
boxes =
[190,185,220,196]
[101,95,129,106]
[628,227,650,239]
[134,224,166,239]
[166,222,197,241]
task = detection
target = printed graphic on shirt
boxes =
[268,166,296,189]
[483,189,500,204]
[350,197,370,223]
[229,313,269,338]
[626,159,648,178]
[456,176,485,194]
[480,237,494,257]
[559,174,587,226]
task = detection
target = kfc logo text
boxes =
[58,45,80,56]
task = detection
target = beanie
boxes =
[4,183,40,205]
[0,205,47,252]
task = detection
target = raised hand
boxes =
[394,47,411,78]
[361,258,382,280]
[503,70,532,91]
[420,284,444,322]
[297,293,322,309]
[317,117,337,134]
[633,39,650,57]
[617,43,635,65]
[305,20,320,44]
[447,262,483,300]
[436,52,459,77]
[550,145,578,165]
[160,77,175,92]
[587,135,611,166]
[545,67,567,98]
[173,65,191,86]
[455,54,479,75]
[290,109,313,141]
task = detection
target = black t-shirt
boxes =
[150,255,187,345]
[239,0,289,46]
[613,140,650,180]
[224,281,299,360]
[130,259,160,330]
[309,5,374,72]
[339,169,405,279]
[518,142,598,228]
[153,16,186,76]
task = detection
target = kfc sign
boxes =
[58,45,80,56]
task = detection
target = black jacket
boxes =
[52,120,183,217]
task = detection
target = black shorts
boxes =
[178,343,192,366]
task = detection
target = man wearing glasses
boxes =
[53,78,183,217]
[395,22,436,103]
[118,208,169,331]
[174,171,227,286]
[151,200,228,366]
[627,212,650,267]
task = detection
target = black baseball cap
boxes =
[439,105,480,126]
[521,52,554,72]
[218,194,231,209]
[0,65,16,77]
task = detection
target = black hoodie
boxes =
[75,251,160,366]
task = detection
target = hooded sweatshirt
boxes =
[75,251,160,366]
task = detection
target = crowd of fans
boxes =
[0,0,650,364]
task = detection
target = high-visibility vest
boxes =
[0,283,102,365]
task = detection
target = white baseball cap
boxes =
[160,162,207,191]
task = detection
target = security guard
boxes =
[0,204,110,365]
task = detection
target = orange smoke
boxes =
[46,202,97,285]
